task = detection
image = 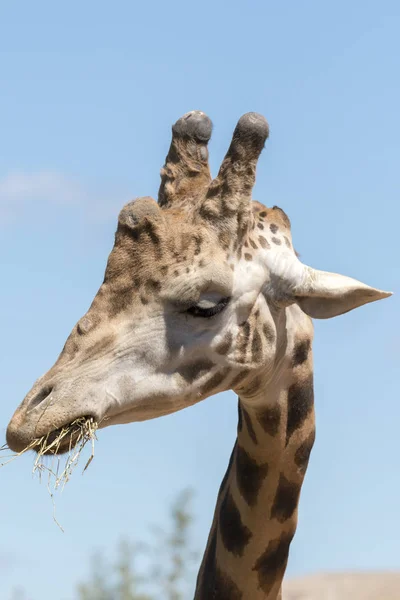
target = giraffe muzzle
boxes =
[6,377,106,453]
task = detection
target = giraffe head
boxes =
[6,111,391,453]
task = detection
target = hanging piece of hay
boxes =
[0,417,98,531]
[32,417,98,487]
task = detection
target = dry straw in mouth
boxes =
[1,417,98,531]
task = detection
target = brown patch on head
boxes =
[194,235,203,256]
[272,205,291,228]
[236,445,269,506]
[145,279,162,294]
[249,238,258,250]
[200,368,229,396]
[237,321,251,363]
[219,489,252,556]
[263,323,276,343]
[252,532,294,595]
[58,332,80,361]
[178,359,215,383]
[84,333,116,361]
[251,329,263,363]
[244,252,253,261]
[215,332,233,355]
[259,236,271,250]
[218,229,231,249]
[231,369,251,389]
[107,287,134,317]
[252,203,292,259]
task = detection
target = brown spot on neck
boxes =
[236,445,269,506]
[240,404,258,444]
[252,532,294,595]
[286,376,314,445]
[294,429,316,474]
[292,338,311,367]
[257,405,281,437]
[271,475,301,523]
[219,489,252,556]
[195,528,243,600]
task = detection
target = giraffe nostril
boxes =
[29,385,54,409]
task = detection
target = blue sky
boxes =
[0,1,399,598]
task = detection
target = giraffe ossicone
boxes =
[6,110,391,599]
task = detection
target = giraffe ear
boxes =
[294,268,392,319]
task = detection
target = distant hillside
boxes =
[283,571,400,599]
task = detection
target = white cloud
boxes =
[0,170,87,204]
[0,171,127,225]
[0,550,21,571]
[0,171,87,223]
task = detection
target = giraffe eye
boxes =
[186,297,230,318]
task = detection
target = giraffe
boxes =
[6,111,391,599]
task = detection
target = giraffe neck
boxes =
[194,363,315,600]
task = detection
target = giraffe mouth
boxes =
[31,415,98,456]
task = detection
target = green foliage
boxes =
[9,588,28,600]
[6,488,198,600]
[151,488,199,600]
[76,552,114,600]
[76,487,198,600]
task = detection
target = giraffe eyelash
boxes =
[186,297,231,318]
